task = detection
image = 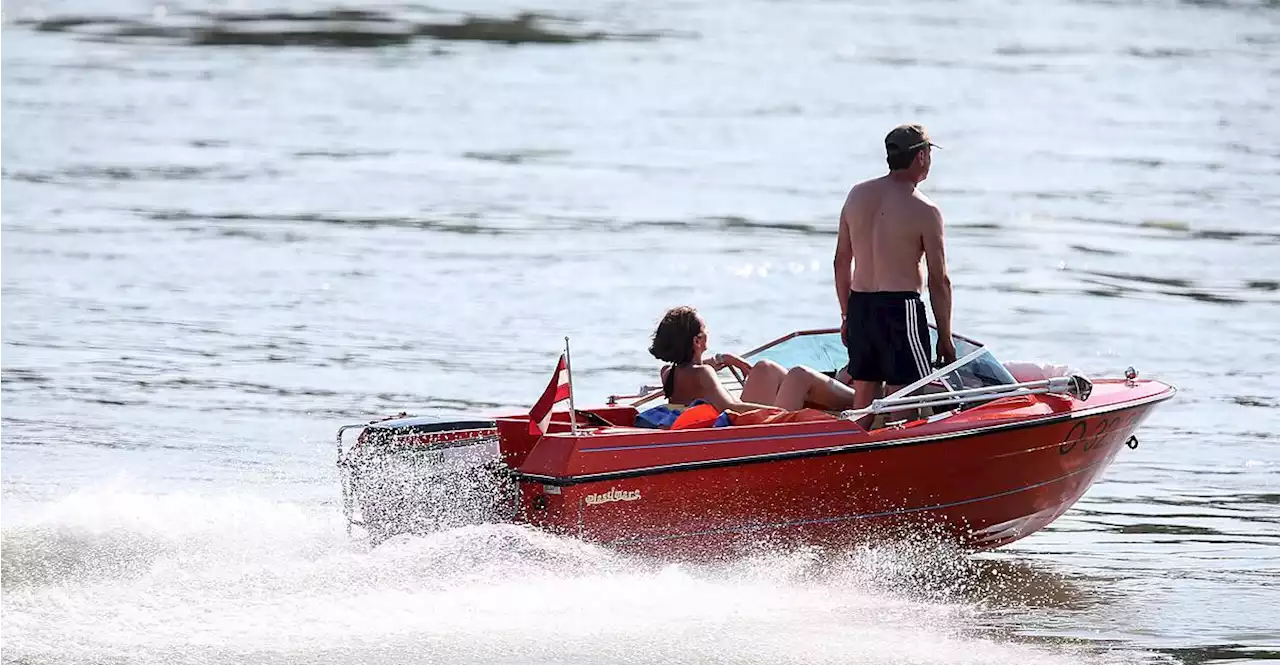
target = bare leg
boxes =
[852,381,880,411]
[774,366,858,411]
[883,383,929,423]
[882,382,951,423]
[851,380,882,429]
[740,359,785,405]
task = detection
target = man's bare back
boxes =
[833,124,955,414]
[839,176,939,294]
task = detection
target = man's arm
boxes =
[833,203,853,318]
[922,206,955,363]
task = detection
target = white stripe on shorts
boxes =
[905,300,930,380]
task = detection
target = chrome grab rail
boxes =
[336,423,367,466]
[612,374,746,408]
[607,386,661,406]
[335,423,369,536]
[840,375,1091,422]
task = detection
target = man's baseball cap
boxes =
[885,124,941,156]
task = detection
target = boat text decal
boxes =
[1059,413,1140,455]
[585,488,642,506]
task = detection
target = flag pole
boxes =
[564,336,579,435]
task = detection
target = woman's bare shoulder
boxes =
[689,364,720,387]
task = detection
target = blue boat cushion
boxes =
[634,404,684,429]
[635,399,722,429]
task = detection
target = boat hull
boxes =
[339,377,1173,556]
[515,381,1172,556]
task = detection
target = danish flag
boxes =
[528,353,571,435]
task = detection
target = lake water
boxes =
[2,0,1278,663]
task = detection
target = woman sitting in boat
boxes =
[650,306,859,412]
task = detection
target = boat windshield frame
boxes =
[624,328,1016,408]
[740,328,1018,400]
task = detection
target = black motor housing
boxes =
[339,415,516,544]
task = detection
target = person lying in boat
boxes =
[649,306,858,412]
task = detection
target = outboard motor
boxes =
[337,414,517,544]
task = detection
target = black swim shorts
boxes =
[843,291,933,386]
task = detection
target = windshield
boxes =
[743,331,851,374]
[933,349,1017,391]
[742,329,1016,393]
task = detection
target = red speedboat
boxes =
[337,328,1175,555]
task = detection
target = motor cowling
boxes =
[340,415,517,544]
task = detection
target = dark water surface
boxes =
[3,0,1278,663]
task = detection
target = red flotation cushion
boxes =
[670,403,720,429]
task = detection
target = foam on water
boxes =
[1,486,1152,665]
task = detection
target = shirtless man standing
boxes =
[834,124,956,414]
